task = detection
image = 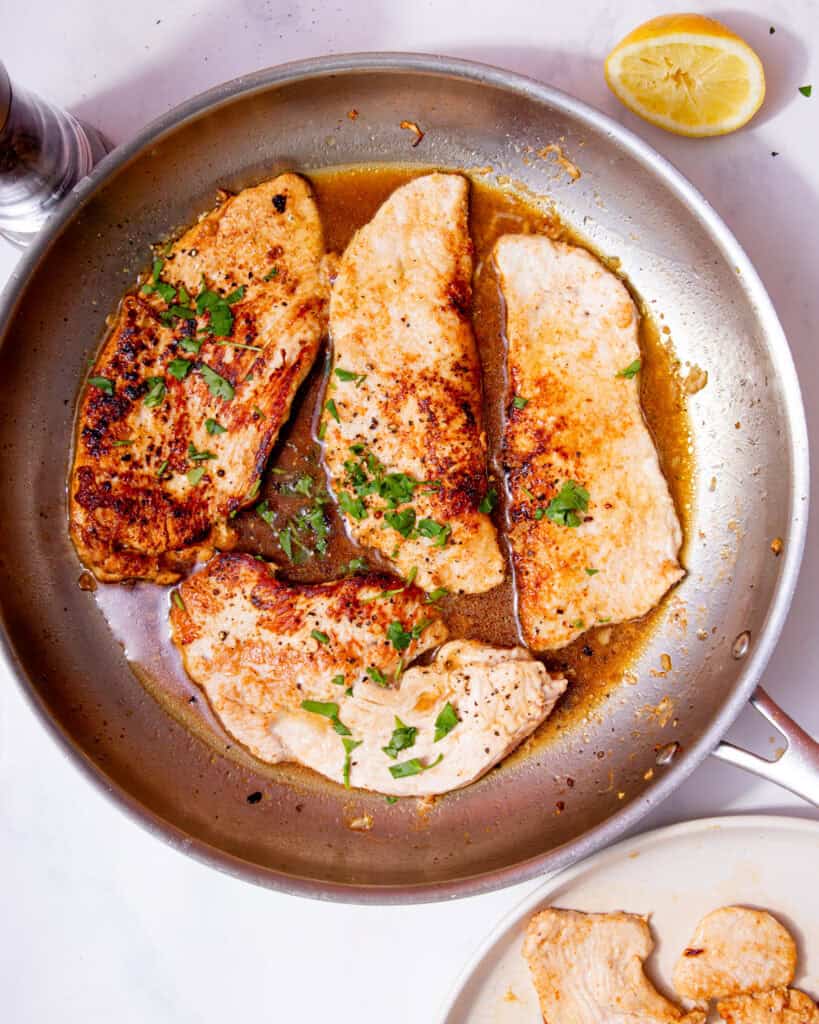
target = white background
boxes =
[1,1,818,1021]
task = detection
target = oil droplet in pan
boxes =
[732,630,751,659]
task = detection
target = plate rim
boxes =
[438,813,819,1020]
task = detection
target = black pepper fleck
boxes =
[246,791,262,804]
[272,194,287,213]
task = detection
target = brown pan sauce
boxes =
[94,164,693,775]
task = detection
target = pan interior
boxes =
[0,62,802,897]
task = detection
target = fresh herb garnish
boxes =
[187,465,206,486]
[385,796,398,804]
[334,367,367,386]
[545,480,589,528]
[156,459,169,479]
[478,488,498,515]
[171,591,185,611]
[179,336,202,355]
[799,84,813,97]
[513,395,529,409]
[143,377,166,407]
[342,737,363,788]
[585,567,599,576]
[263,267,279,281]
[534,508,546,520]
[388,754,443,779]
[331,674,345,687]
[187,442,216,462]
[205,418,226,435]
[366,665,388,686]
[617,359,641,379]
[382,716,418,759]
[224,285,245,305]
[245,478,261,501]
[384,507,416,537]
[341,557,368,575]
[300,699,350,736]
[339,491,367,520]
[325,398,340,423]
[279,527,293,559]
[256,501,275,527]
[405,566,418,586]
[434,702,459,742]
[311,629,330,645]
[417,518,451,548]
[425,587,449,603]
[88,376,114,395]
[386,619,431,652]
[200,364,235,401]
[112,439,134,447]
[195,282,239,337]
[573,618,585,629]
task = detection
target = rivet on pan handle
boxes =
[712,687,819,806]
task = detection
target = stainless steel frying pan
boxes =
[0,54,814,902]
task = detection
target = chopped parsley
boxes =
[617,359,641,379]
[171,591,186,611]
[478,488,498,515]
[187,466,206,486]
[112,439,133,447]
[513,395,529,409]
[387,618,431,652]
[339,491,367,520]
[573,618,585,629]
[388,754,443,779]
[194,281,242,337]
[382,716,417,759]
[434,702,459,742]
[534,508,546,521]
[156,459,169,479]
[245,478,261,501]
[187,442,216,462]
[205,418,226,435]
[256,501,275,527]
[88,376,113,395]
[799,84,813,97]
[585,567,599,576]
[200,364,234,401]
[342,737,363,788]
[143,377,166,407]
[425,587,449,603]
[279,527,293,559]
[341,557,368,575]
[417,518,451,548]
[545,480,589,528]
[405,566,418,586]
[385,796,398,804]
[263,266,279,281]
[300,699,350,736]
[366,665,387,686]
[168,358,192,380]
[325,398,340,423]
[331,674,345,687]
[384,507,416,537]
[311,629,330,645]
[179,336,202,355]
[334,367,367,386]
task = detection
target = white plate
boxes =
[440,815,819,1022]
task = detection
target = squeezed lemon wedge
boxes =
[604,13,766,137]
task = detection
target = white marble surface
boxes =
[2,1,818,1021]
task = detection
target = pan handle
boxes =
[711,687,819,806]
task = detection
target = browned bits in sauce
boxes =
[94,164,693,779]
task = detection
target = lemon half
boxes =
[605,13,766,137]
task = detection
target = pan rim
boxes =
[0,52,809,903]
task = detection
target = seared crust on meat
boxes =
[524,908,706,1024]
[70,173,328,582]
[718,988,819,1024]
[673,907,797,1001]
[322,172,504,594]
[496,234,684,649]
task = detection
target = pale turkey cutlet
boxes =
[321,172,505,595]
[496,234,684,649]
[170,553,567,796]
[70,173,328,583]
[524,908,705,1024]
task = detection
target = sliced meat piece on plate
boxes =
[322,172,505,595]
[718,988,819,1024]
[170,554,564,795]
[495,234,684,650]
[524,908,706,1024]
[70,173,328,583]
[673,906,797,1001]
